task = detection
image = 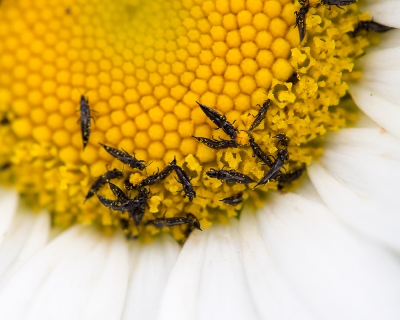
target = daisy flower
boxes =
[0,0,399,319]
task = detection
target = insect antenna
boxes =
[150,210,164,220]
[75,87,91,97]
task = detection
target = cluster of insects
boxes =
[81,93,307,237]
[294,0,394,43]
[73,0,398,238]
[192,99,307,206]
[84,141,201,237]
[77,90,203,237]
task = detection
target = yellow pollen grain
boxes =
[0,0,369,241]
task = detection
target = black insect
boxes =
[294,1,310,43]
[138,158,176,189]
[196,101,237,139]
[278,164,306,189]
[174,165,196,202]
[287,72,299,86]
[320,0,356,9]
[248,99,271,131]
[352,20,394,37]
[108,182,129,201]
[245,99,271,131]
[278,164,306,183]
[192,136,239,149]
[254,149,289,188]
[273,133,290,148]
[247,132,274,167]
[128,187,150,226]
[220,192,243,206]
[78,95,95,150]
[97,194,129,212]
[146,213,202,231]
[99,143,146,170]
[206,169,255,184]
[84,168,123,203]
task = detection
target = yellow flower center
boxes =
[0,0,371,241]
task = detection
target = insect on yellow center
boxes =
[0,0,374,241]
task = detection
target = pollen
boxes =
[0,0,370,242]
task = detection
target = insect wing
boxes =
[157,163,175,181]
[254,159,284,188]
[97,194,125,211]
[99,143,125,159]
[196,101,236,139]
[192,136,238,149]
[220,170,254,184]
[278,164,306,183]
[196,101,224,127]
[108,182,129,201]
[104,168,124,180]
[220,192,243,206]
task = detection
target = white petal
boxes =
[0,188,19,247]
[157,230,207,320]
[355,111,379,128]
[257,191,400,320]
[196,221,258,320]
[0,226,129,320]
[238,210,314,320]
[158,225,259,320]
[15,210,50,265]
[308,128,400,252]
[80,233,129,320]
[350,82,400,139]
[362,0,400,28]
[349,29,400,139]
[122,234,180,320]
[362,29,400,50]
[0,208,50,288]
[289,177,324,204]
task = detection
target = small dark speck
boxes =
[0,117,10,125]
[66,7,71,14]
[0,163,11,171]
